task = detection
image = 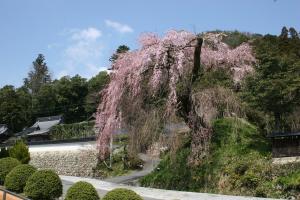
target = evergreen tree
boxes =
[85,71,110,115]
[0,86,30,132]
[289,27,299,39]
[24,54,51,94]
[280,26,289,39]
[109,45,130,62]
[243,29,300,131]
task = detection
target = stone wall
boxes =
[30,148,98,177]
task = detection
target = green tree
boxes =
[0,86,30,132]
[32,84,57,117]
[24,54,51,94]
[85,71,110,115]
[16,86,33,126]
[109,45,130,62]
[280,26,289,39]
[54,75,88,123]
[243,31,300,131]
[289,27,299,39]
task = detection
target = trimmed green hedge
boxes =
[0,157,20,184]
[4,164,36,193]
[103,188,143,200]
[50,121,95,140]
[65,181,100,200]
[9,140,30,164]
[24,170,62,200]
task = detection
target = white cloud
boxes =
[56,27,106,79]
[47,43,60,49]
[105,19,134,33]
[71,27,102,41]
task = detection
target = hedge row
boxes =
[0,157,143,200]
[66,185,143,200]
[50,121,95,140]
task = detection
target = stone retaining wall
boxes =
[30,148,98,177]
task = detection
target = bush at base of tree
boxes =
[65,181,100,200]
[0,157,20,185]
[4,164,36,193]
[102,188,143,200]
[0,147,10,159]
[9,140,30,164]
[24,170,62,200]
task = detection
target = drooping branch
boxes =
[95,30,255,160]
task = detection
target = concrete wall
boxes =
[29,141,99,177]
[272,156,300,164]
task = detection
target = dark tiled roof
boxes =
[268,132,300,138]
[18,115,63,137]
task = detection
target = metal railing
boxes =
[0,188,30,200]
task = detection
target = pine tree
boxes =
[24,54,51,94]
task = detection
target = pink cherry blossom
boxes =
[95,31,256,158]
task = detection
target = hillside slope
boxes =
[141,118,300,199]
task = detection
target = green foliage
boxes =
[54,75,89,123]
[277,170,300,190]
[85,71,110,115]
[50,121,95,140]
[242,29,300,131]
[0,148,10,159]
[123,154,144,170]
[102,188,143,200]
[222,31,250,48]
[94,148,142,178]
[0,157,20,184]
[141,118,300,198]
[193,67,234,90]
[24,169,62,200]
[32,83,57,117]
[24,54,52,94]
[9,140,30,164]
[140,142,192,190]
[109,45,130,62]
[0,85,32,132]
[65,181,100,200]
[4,164,36,193]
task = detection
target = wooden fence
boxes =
[0,188,30,200]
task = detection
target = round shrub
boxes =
[103,188,143,200]
[65,181,100,200]
[9,140,30,164]
[4,164,36,193]
[24,170,62,200]
[0,157,20,184]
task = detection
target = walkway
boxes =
[60,175,279,200]
[104,153,160,184]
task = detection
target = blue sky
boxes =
[0,0,299,87]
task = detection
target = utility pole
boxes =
[109,134,113,168]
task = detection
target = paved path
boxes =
[104,153,160,184]
[60,175,280,200]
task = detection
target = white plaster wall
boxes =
[29,141,96,152]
